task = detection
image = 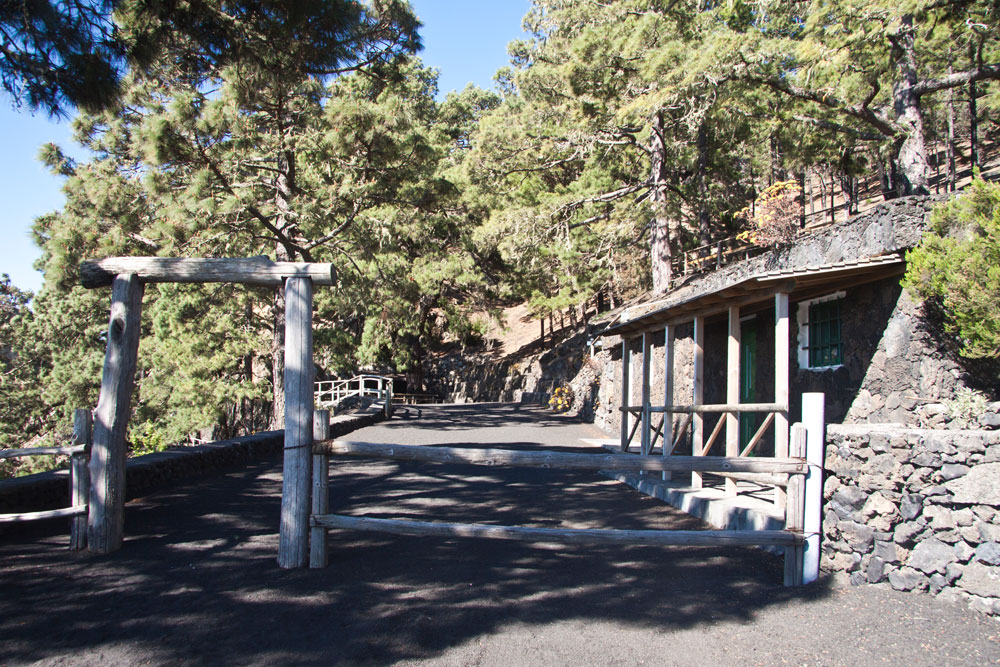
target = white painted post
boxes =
[278,277,314,569]
[310,409,330,569]
[726,306,741,496]
[774,292,790,508]
[88,274,144,554]
[802,392,825,584]
[640,332,652,458]
[692,317,705,489]
[662,324,675,481]
[70,409,92,551]
[620,337,631,452]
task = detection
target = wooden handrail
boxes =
[314,440,808,475]
[620,402,787,414]
[0,444,88,460]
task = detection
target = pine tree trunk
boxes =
[270,143,297,430]
[948,66,957,192]
[649,110,673,292]
[889,14,930,196]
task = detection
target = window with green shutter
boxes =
[807,298,842,367]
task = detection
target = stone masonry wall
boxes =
[824,423,1000,616]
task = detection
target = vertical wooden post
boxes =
[802,392,825,584]
[691,317,705,489]
[70,409,92,551]
[620,337,631,452]
[784,423,806,586]
[310,409,330,569]
[640,332,652,457]
[774,292,790,508]
[725,306,741,496]
[278,277,314,569]
[662,325,674,481]
[88,274,144,554]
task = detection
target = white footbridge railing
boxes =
[314,375,393,413]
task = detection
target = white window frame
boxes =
[797,291,846,370]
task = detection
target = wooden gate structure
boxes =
[77,256,334,568]
[74,254,822,584]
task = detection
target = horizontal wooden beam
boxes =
[621,403,788,414]
[314,440,807,474]
[312,514,804,547]
[0,445,87,460]
[0,505,87,523]
[79,256,337,288]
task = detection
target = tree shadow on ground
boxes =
[1,406,833,665]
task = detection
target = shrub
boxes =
[736,180,802,247]
[904,178,1000,360]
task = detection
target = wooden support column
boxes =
[620,337,631,452]
[310,409,331,569]
[640,332,652,458]
[726,306,741,497]
[88,274,144,554]
[662,325,675,481]
[278,277,315,569]
[691,317,705,489]
[774,292,790,507]
[71,409,92,551]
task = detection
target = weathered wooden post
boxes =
[802,392,825,584]
[70,409,92,550]
[619,337,631,452]
[774,292,790,508]
[784,423,806,586]
[278,276,314,568]
[310,409,330,568]
[662,324,675,481]
[691,316,705,489]
[88,274,144,554]
[640,332,652,458]
[725,306,741,496]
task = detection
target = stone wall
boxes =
[824,423,1000,616]
[0,408,384,519]
[424,329,602,417]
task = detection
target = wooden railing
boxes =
[307,403,824,586]
[620,401,790,507]
[0,409,92,549]
[314,375,393,413]
[673,237,764,278]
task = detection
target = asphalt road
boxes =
[2,403,998,665]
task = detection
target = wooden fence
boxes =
[0,409,92,549]
[307,396,825,586]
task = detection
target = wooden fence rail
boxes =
[0,408,92,549]
[312,514,803,548]
[313,440,807,475]
[309,397,824,587]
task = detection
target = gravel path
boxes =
[2,403,998,665]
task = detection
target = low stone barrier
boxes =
[0,409,384,519]
[824,423,1000,616]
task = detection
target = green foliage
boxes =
[904,178,1000,359]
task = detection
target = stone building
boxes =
[589,193,1000,614]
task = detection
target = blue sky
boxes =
[0,1,531,293]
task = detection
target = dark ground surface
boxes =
[2,403,998,666]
